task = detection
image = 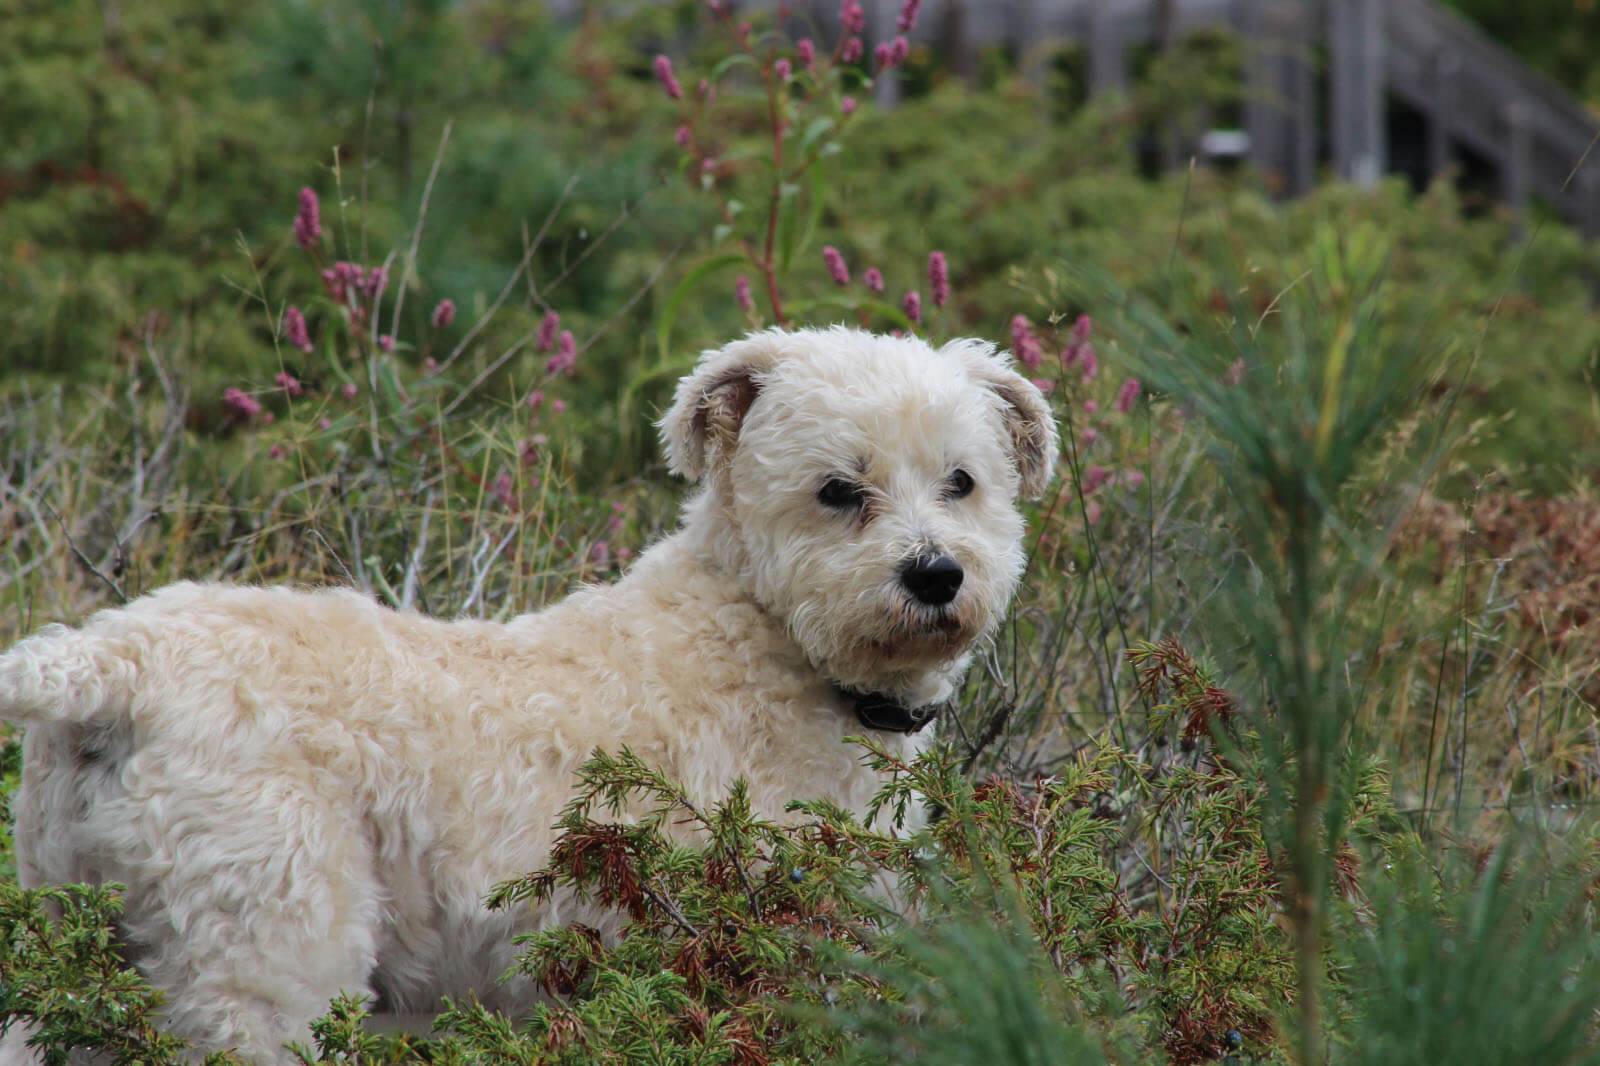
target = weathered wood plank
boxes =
[871,0,901,109]
[1426,50,1458,179]
[1580,167,1600,240]
[1328,0,1384,187]
[1087,2,1127,95]
[1505,102,1530,233]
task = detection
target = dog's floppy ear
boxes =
[660,332,783,481]
[945,338,1060,499]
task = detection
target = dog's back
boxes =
[0,579,660,1059]
[0,584,400,1060]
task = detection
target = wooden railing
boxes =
[696,0,1600,235]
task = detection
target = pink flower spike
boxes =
[491,471,515,509]
[1085,500,1102,525]
[546,330,578,376]
[223,386,262,418]
[1061,314,1095,369]
[653,54,683,100]
[1124,469,1146,489]
[890,35,910,65]
[341,382,359,400]
[1082,464,1111,494]
[897,0,923,33]
[318,417,332,431]
[274,371,304,397]
[927,250,949,307]
[1114,377,1141,414]
[378,334,395,353]
[841,37,863,63]
[431,298,456,330]
[822,245,850,286]
[840,0,865,34]
[797,38,816,70]
[527,390,545,411]
[269,444,286,460]
[737,21,752,44]
[551,398,567,415]
[1031,378,1055,394]
[281,305,312,353]
[590,541,611,566]
[1079,346,1098,380]
[322,261,362,305]
[674,124,691,148]
[537,310,560,352]
[863,267,885,293]
[423,357,439,375]
[363,265,390,305]
[901,290,922,325]
[1083,399,1099,415]
[874,41,893,71]
[1010,314,1042,369]
[735,275,755,313]
[293,187,321,249]
[1081,426,1099,445]
[840,94,858,114]
[1010,313,1031,350]
[774,58,792,81]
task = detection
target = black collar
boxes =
[836,686,942,734]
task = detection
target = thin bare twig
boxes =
[389,121,455,337]
[40,499,126,604]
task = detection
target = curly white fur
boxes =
[0,327,1057,1062]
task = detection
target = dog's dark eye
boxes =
[945,469,975,499]
[818,478,866,510]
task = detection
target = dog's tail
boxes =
[0,624,139,725]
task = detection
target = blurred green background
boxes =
[3,0,1597,489]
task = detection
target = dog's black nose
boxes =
[901,553,963,606]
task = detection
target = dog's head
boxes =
[660,327,1058,702]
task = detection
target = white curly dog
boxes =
[0,327,1057,1061]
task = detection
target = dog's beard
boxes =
[869,597,971,658]
[811,587,992,683]
[781,573,1007,697]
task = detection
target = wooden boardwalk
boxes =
[739,0,1600,236]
